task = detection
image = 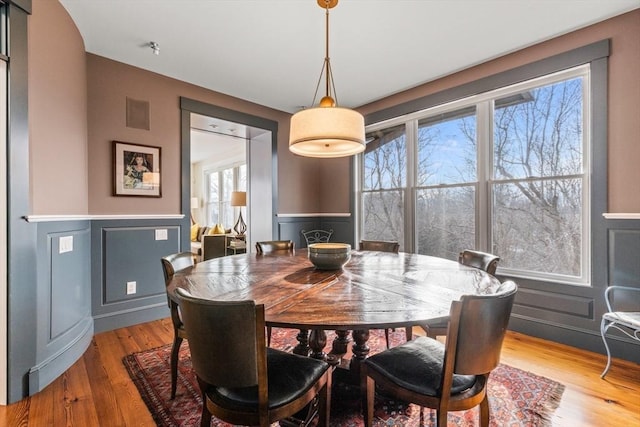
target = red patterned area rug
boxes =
[123,328,564,427]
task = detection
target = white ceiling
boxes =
[190,113,247,163]
[59,0,639,114]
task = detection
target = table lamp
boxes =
[190,197,199,224]
[230,191,247,236]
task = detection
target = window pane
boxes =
[359,67,588,282]
[362,190,404,249]
[364,125,406,190]
[416,186,475,260]
[417,107,477,186]
[207,172,219,225]
[238,164,247,191]
[492,178,582,276]
[221,168,233,228]
[494,78,583,180]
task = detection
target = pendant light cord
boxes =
[310,2,339,107]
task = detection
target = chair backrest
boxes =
[175,287,265,388]
[604,285,640,313]
[447,280,517,376]
[359,240,400,253]
[255,240,294,254]
[458,249,500,275]
[161,252,195,286]
[301,229,333,247]
[202,234,227,260]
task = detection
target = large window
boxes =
[359,65,590,284]
[205,163,246,228]
[361,124,406,247]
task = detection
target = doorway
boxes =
[190,113,248,233]
[180,97,278,253]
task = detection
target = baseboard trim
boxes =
[509,315,640,364]
[93,303,169,333]
[27,318,94,395]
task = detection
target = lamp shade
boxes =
[230,191,246,207]
[289,106,365,158]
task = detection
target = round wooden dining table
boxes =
[168,249,502,375]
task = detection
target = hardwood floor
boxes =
[1,318,638,426]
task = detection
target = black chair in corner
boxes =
[359,240,406,348]
[175,288,332,427]
[160,252,195,399]
[361,281,517,427]
[255,240,294,254]
[422,249,500,339]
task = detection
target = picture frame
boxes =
[113,141,161,197]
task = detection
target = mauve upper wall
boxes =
[28,3,640,216]
[28,0,88,215]
[28,0,323,216]
[356,9,640,214]
[85,55,319,215]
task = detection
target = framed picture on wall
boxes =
[113,141,161,197]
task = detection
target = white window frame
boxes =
[358,64,591,285]
[203,161,246,227]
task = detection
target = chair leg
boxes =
[405,325,413,341]
[435,399,450,427]
[479,394,490,426]
[384,328,391,349]
[425,325,447,340]
[200,395,212,427]
[267,326,272,347]
[436,408,448,427]
[600,318,613,378]
[361,365,376,427]
[317,374,331,427]
[170,335,183,399]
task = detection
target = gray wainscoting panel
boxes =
[514,288,593,318]
[103,226,179,304]
[599,225,640,360]
[280,220,316,248]
[29,221,93,395]
[608,229,640,287]
[318,218,353,246]
[277,216,355,249]
[91,219,181,332]
[50,230,91,338]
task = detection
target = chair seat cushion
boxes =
[603,311,640,329]
[208,348,329,410]
[364,336,476,396]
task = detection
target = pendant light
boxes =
[289,0,365,158]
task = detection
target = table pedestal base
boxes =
[294,328,372,378]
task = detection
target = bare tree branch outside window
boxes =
[360,71,586,280]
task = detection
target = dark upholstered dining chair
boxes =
[421,249,500,339]
[160,252,195,399]
[255,240,294,254]
[361,280,517,427]
[458,249,500,275]
[174,288,332,427]
[359,240,405,348]
[301,229,333,247]
[359,240,400,253]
